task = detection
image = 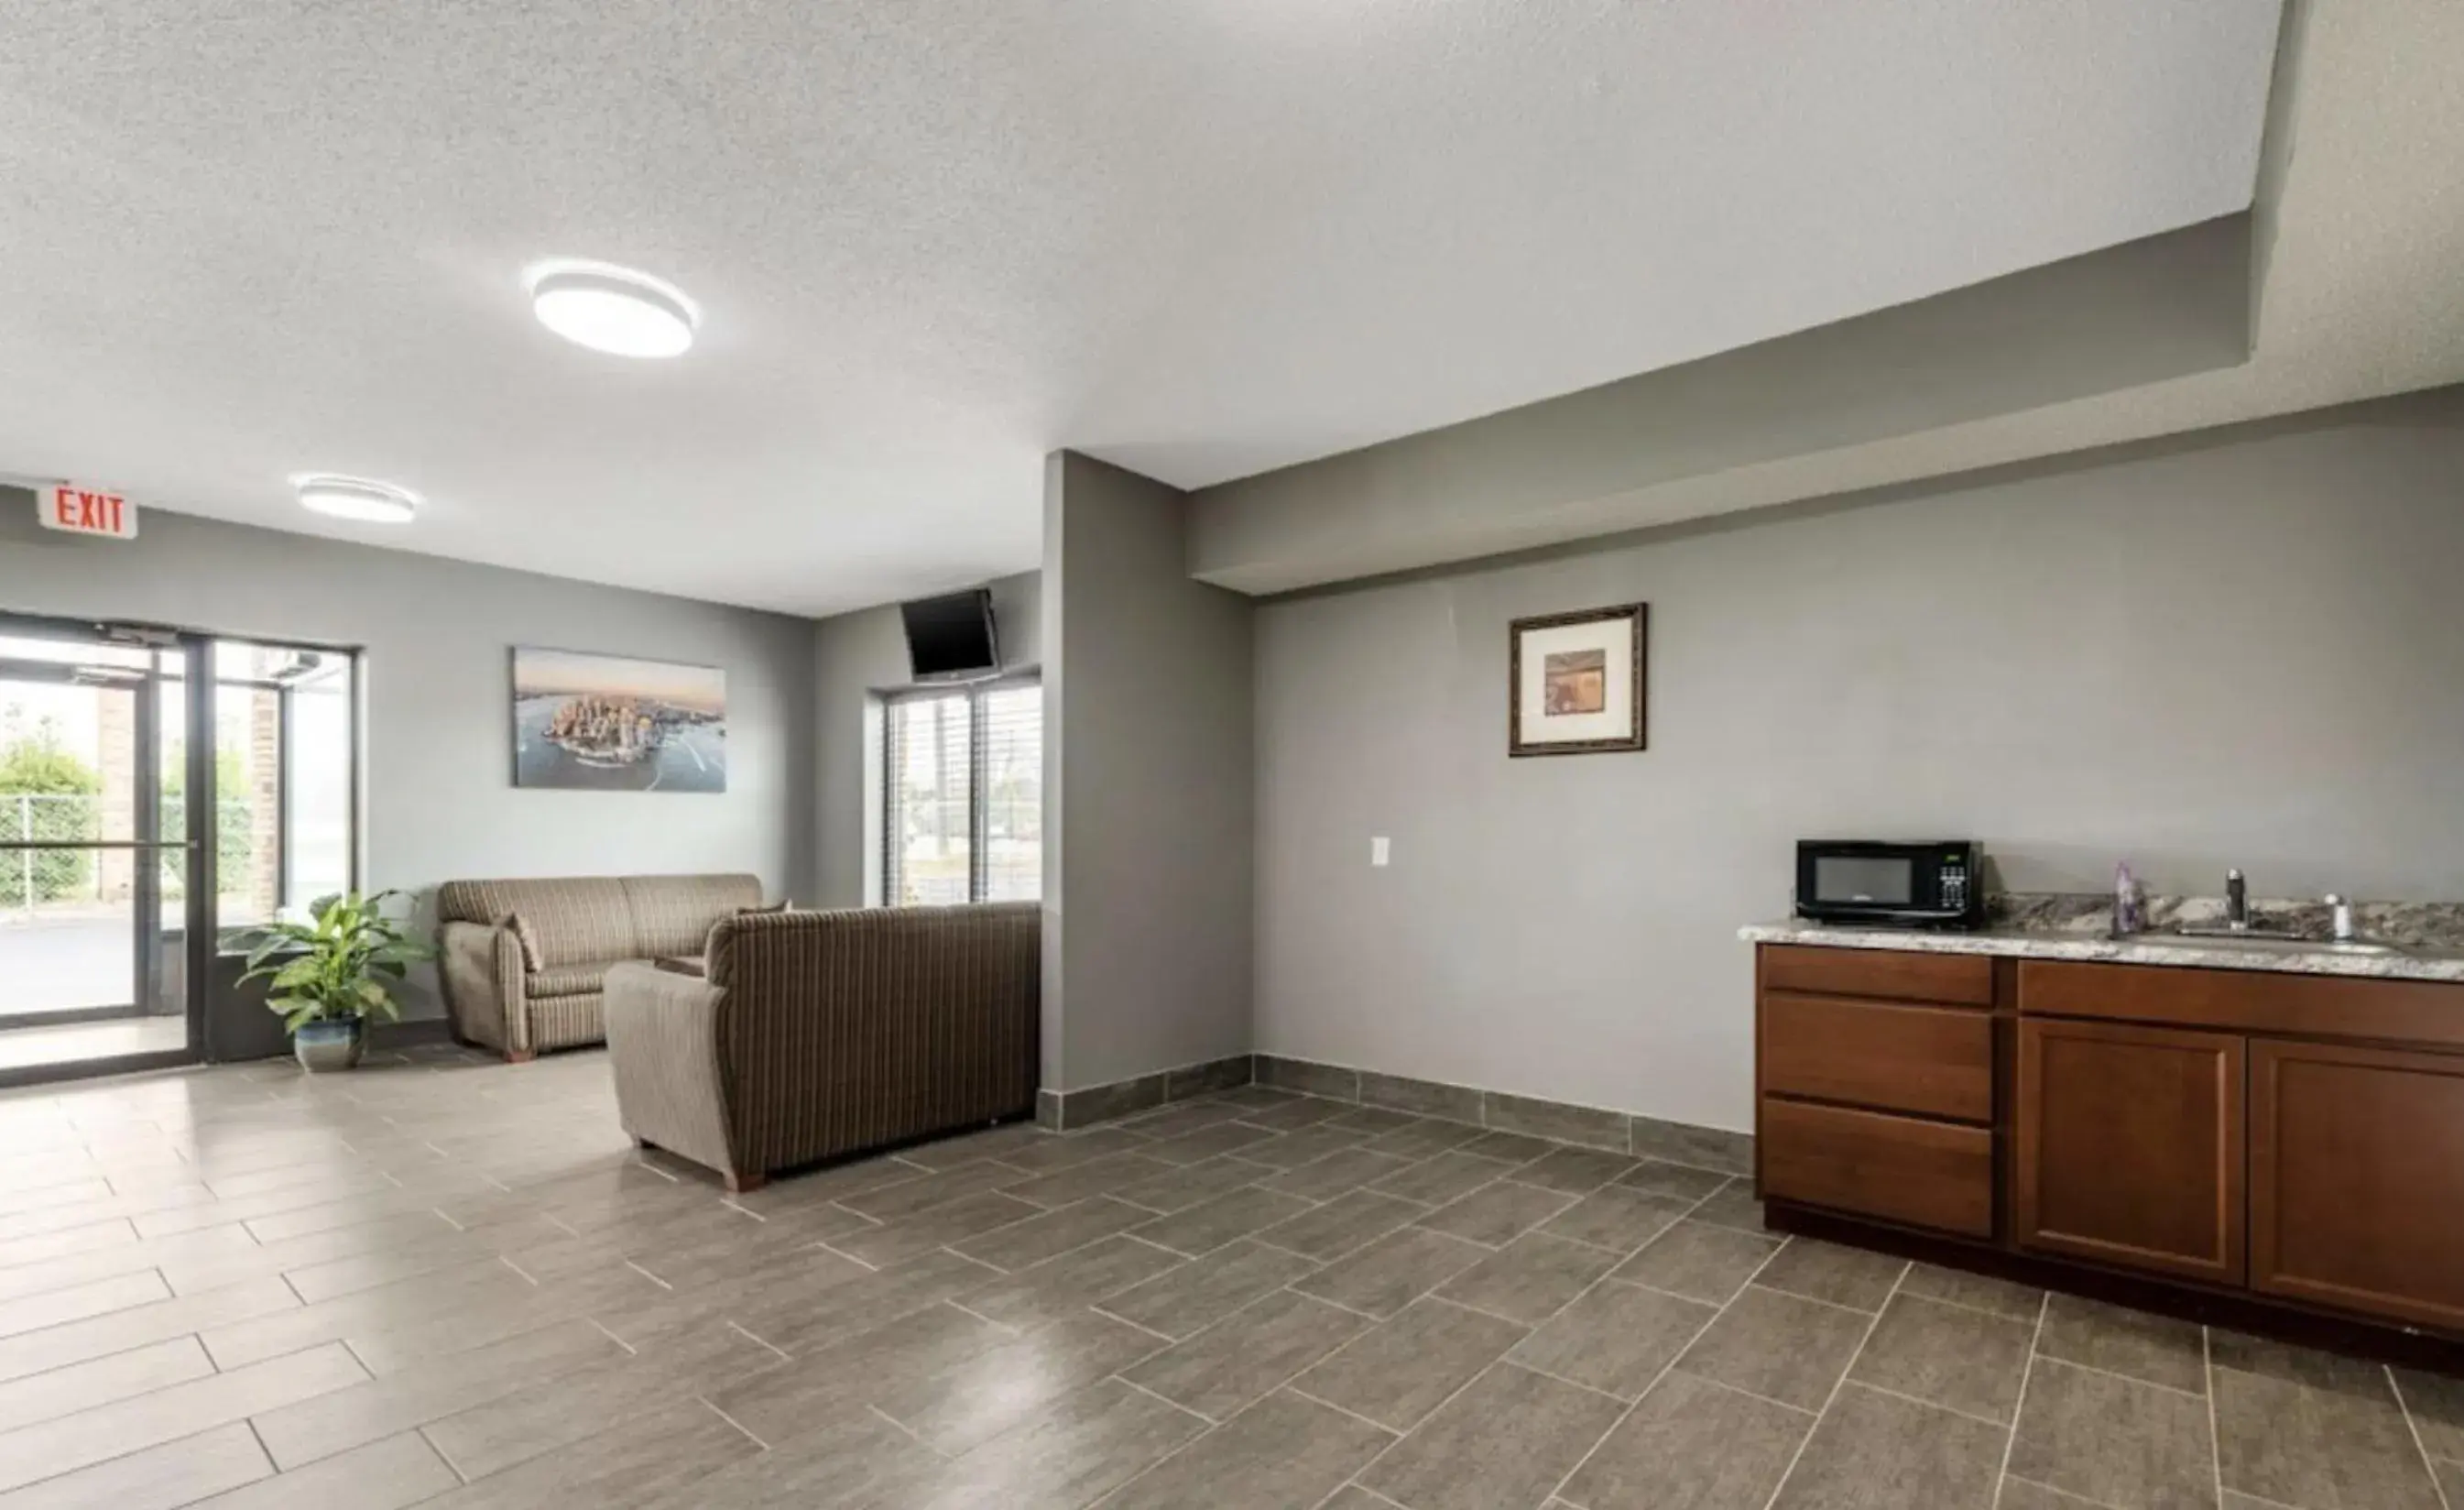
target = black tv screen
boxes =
[901,589,999,681]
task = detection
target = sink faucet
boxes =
[2225,869,2249,930]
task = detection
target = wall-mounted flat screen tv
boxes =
[901,588,999,682]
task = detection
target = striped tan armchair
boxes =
[434,873,764,1061]
[602,903,1040,1192]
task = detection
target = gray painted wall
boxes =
[0,498,815,1022]
[1253,389,2464,1133]
[1190,216,2254,594]
[809,571,1041,908]
[1044,453,1253,1091]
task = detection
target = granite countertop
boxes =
[1740,901,2464,985]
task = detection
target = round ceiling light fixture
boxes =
[293,474,420,525]
[526,259,698,358]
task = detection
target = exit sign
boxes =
[38,483,137,539]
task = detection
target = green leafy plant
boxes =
[236,891,433,1034]
[0,717,104,903]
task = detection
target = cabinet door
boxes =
[2015,1017,2245,1286]
[2251,1039,2464,1329]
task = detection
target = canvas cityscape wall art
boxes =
[511,648,726,792]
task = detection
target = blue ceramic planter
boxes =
[293,1017,365,1073]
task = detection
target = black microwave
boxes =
[1794,840,1984,928]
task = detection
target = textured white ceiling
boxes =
[0,2,2283,615]
[1190,0,2464,593]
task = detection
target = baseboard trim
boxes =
[371,1017,456,1050]
[1252,1053,1753,1176]
[1038,1053,1256,1132]
[1035,1048,1754,1175]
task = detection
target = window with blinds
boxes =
[883,679,1041,906]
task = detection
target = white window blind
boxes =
[883,679,1040,906]
[979,684,1041,902]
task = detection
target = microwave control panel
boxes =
[1937,858,1971,914]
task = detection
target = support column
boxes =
[1041,451,1256,1118]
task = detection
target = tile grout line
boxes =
[942,1296,1021,1337]
[1743,1279,1882,1319]
[696,1393,769,1451]
[1840,1377,2009,1432]
[1087,1305,1185,1345]
[2000,1472,2131,1510]
[1419,1289,1541,1332]
[1285,1380,1406,1435]
[1107,1372,1216,1426]
[1286,1286,1383,1324]
[1889,1282,2038,1326]
[1990,1288,2053,1510]
[243,1415,278,1482]
[1675,1368,1822,1419]
[1507,1358,1641,1409]
[1541,1199,1804,1510]
[2039,1349,2211,1404]
[1752,1255,1912,1510]
[2390,1365,2458,1510]
[725,1319,790,1363]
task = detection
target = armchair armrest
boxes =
[436,920,530,1056]
[605,962,742,1185]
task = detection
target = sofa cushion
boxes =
[527,959,630,999]
[437,877,636,968]
[504,912,545,973]
[624,874,762,958]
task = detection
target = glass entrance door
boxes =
[0,620,208,1083]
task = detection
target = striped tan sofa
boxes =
[603,903,1040,1192]
[435,873,763,1061]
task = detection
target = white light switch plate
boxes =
[1371,837,1390,867]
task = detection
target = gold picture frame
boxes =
[1509,603,1647,757]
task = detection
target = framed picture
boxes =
[511,647,727,792]
[1509,603,1647,757]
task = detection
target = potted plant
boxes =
[237,890,433,1072]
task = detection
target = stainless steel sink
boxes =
[2111,930,2406,957]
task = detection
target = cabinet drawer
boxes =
[2018,959,2464,1050]
[1761,992,1993,1122]
[1761,946,1993,1007]
[1761,1098,1994,1238]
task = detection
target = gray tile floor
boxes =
[0,1048,2457,1509]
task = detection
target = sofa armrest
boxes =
[437,921,529,1053]
[604,962,739,1182]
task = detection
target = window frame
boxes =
[878,672,1040,907]
[191,641,365,938]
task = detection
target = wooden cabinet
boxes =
[2251,1039,2464,1330]
[2015,1017,2245,1286]
[1761,940,2464,1342]
[1755,946,1998,1238]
